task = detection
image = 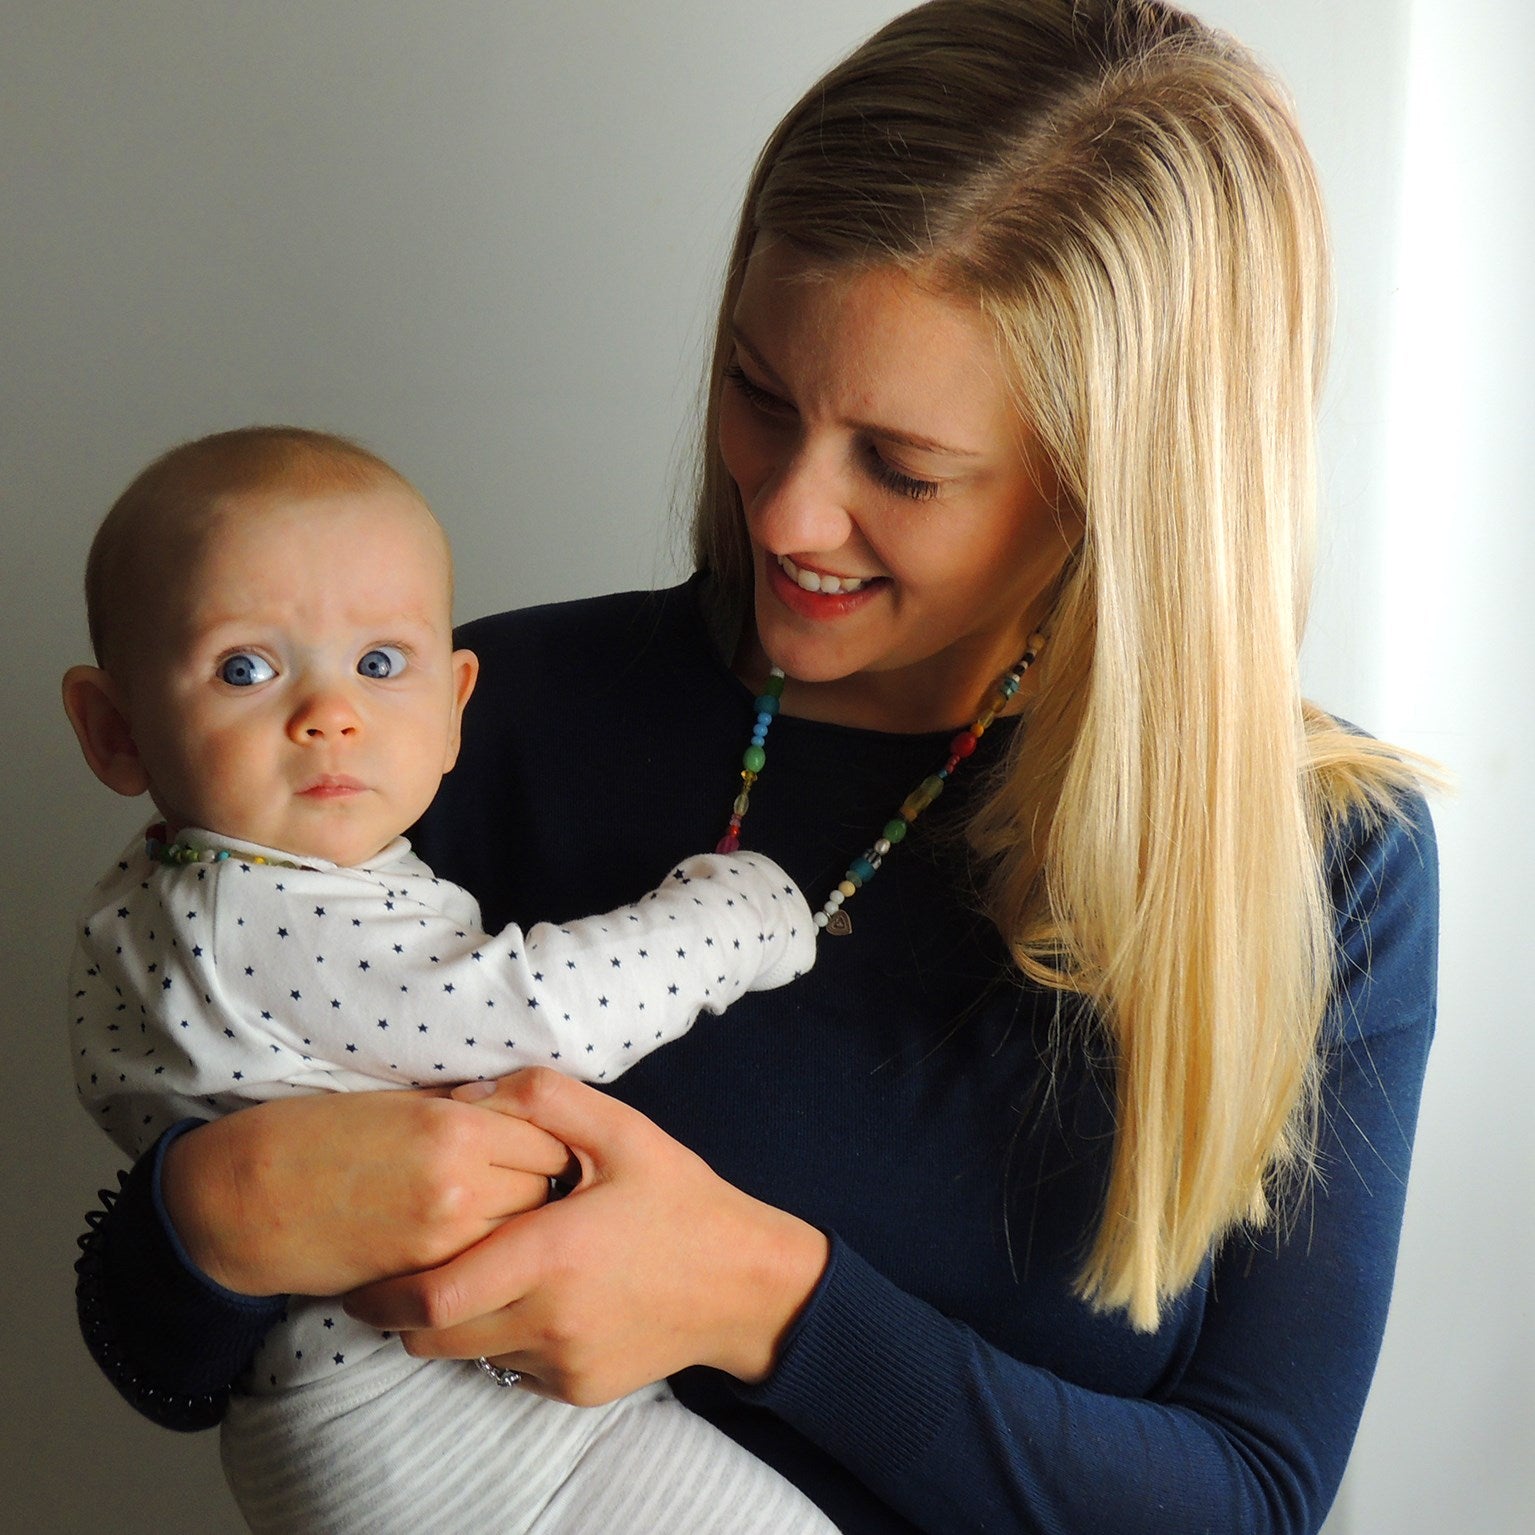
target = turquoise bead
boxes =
[850,855,877,883]
[754,696,780,717]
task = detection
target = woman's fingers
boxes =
[352,1069,830,1403]
[451,1066,646,1174]
[472,1103,574,1179]
[347,1210,544,1333]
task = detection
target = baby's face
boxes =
[121,485,476,865]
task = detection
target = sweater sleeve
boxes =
[738,805,1438,1535]
[74,1121,286,1430]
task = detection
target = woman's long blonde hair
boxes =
[691,0,1423,1330]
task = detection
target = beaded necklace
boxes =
[143,824,310,870]
[716,634,1045,935]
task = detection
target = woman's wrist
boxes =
[160,1114,278,1296]
[713,1196,830,1385]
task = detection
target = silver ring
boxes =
[475,1356,522,1388]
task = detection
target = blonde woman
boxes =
[75,3,1436,1531]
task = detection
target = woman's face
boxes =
[719,237,1079,733]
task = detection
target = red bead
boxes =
[716,833,740,854]
[950,730,979,758]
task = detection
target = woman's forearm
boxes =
[160,1089,573,1297]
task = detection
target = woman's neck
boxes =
[730,625,1039,735]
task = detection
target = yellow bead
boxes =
[838,879,858,899]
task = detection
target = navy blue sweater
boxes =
[77,581,1437,1534]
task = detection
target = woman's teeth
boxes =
[778,555,871,594]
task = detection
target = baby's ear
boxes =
[441,647,480,773]
[62,666,150,798]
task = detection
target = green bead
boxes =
[764,671,786,697]
[900,776,945,819]
[883,819,907,844]
[743,744,766,773]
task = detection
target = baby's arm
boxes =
[296,848,813,1085]
[72,849,813,1155]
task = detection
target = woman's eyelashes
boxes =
[724,361,943,502]
[723,361,789,416]
[866,450,942,502]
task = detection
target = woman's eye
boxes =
[218,652,275,687]
[868,451,942,502]
[357,646,408,679]
[723,362,791,415]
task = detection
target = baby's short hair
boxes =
[86,426,425,670]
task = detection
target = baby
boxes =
[64,426,834,1535]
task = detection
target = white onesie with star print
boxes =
[69,831,835,1535]
[70,830,812,1391]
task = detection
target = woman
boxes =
[76,3,1436,1531]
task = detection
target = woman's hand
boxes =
[161,1088,574,1297]
[344,1067,831,1405]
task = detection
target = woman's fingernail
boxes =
[452,1080,495,1102]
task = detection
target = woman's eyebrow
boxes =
[730,323,982,459]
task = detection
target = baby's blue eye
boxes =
[358,646,408,679]
[218,653,275,687]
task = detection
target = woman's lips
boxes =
[765,553,886,620]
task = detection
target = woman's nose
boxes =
[287,684,361,742]
[747,444,856,557]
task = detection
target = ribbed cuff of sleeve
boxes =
[735,1232,965,1483]
[75,1120,287,1430]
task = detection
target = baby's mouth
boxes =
[298,774,367,797]
[776,554,881,595]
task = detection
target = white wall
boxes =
[2,4,1526,1531]
[1358,4,1535,1533]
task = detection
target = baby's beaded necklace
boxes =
[716,633,1045,935]
[144,825,311,870]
